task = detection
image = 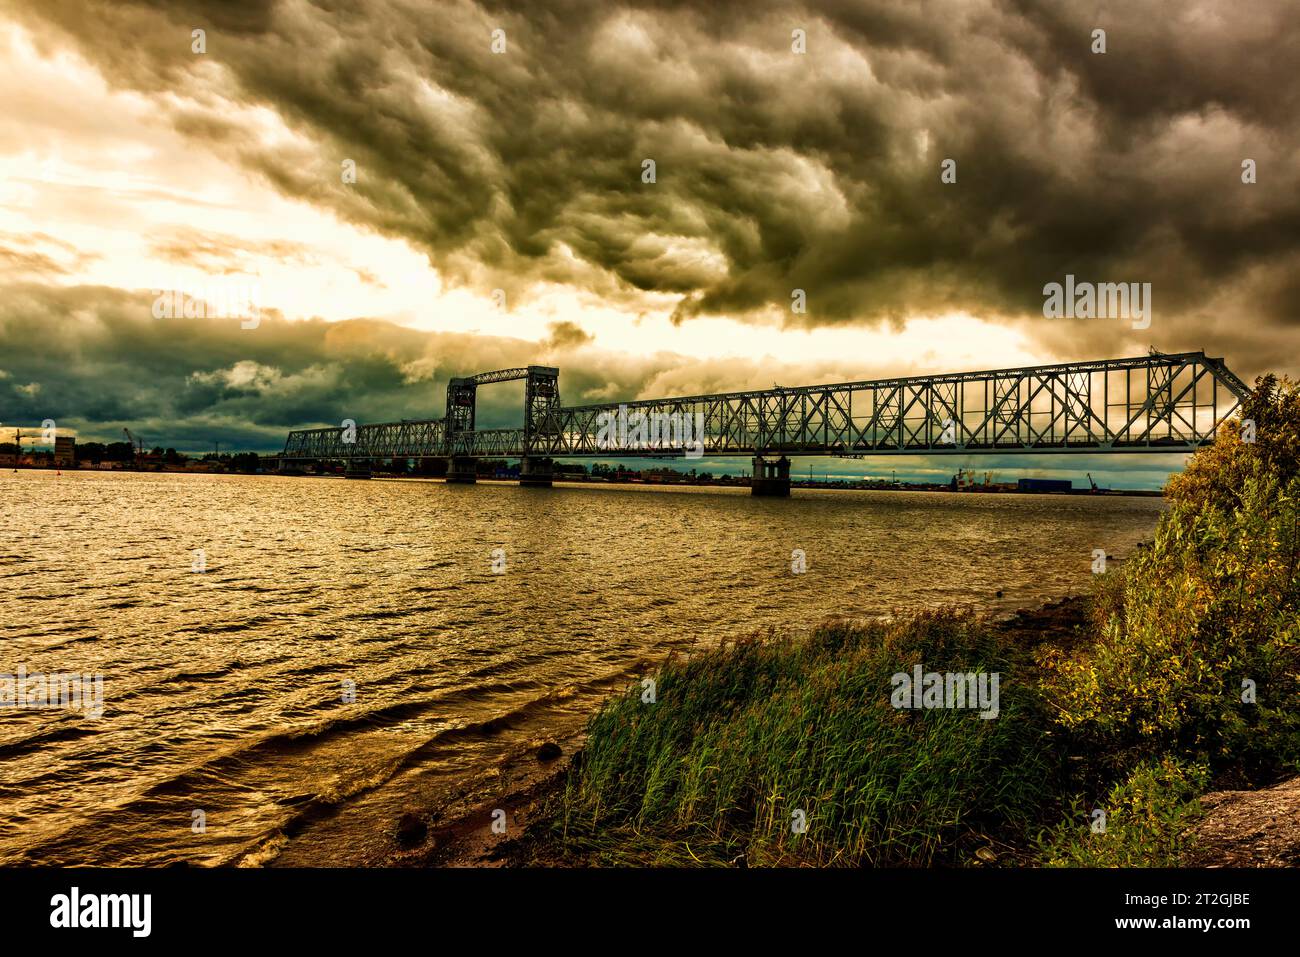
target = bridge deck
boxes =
[281,351,1250,461]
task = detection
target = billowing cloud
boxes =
[543,320,594,350]
[5,0,1297,363]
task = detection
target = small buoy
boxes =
[995,590,1003,598]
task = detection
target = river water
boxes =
[0,470,1163,865]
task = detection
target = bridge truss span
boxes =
[280,351,1251,463]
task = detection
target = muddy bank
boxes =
[379,593,1297,868]
[378,724,586,867]
[1183,776,1300,867]
[384,596,1096,867]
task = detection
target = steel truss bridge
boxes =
[281,351,1251,472]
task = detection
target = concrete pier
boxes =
[445,456,477,484]
[519,456,554,488]
[751,454,791,496]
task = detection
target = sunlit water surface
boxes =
[0,470,1164,865]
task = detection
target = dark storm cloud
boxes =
[0,282,459,449]
[543,320,593,350]
[0,281,728,450]
[9,0,1300,374]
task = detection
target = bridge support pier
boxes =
[445,456,477,484]
[344,459,372,480]
[751,455,791,497]
[519,456,553,488]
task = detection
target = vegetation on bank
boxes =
[555,612,1055,866]
[1035,757,1209,867]
[534,376,1300,866]
[1033,374,1300,864]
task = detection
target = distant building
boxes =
[642,468,683,484]
[54,436,76,467]
[1017,478,1072,493]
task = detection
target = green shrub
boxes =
[1037,757,1208,867]
[1088,562,1127,640]
[1043,374,1300,784]
[1166,374,1300,514]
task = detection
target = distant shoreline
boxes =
[8,463,1166,497]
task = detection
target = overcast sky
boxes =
[1,0,1296,485]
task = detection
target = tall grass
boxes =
[554,611,1057,866]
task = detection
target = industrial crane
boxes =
[123,427,143,470]
[4,426,53,467]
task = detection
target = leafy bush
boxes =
[1088,561,1128,640]
[1037,757,1208,867]
[1043,376,1300,784]
[1166,374,1300,514]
